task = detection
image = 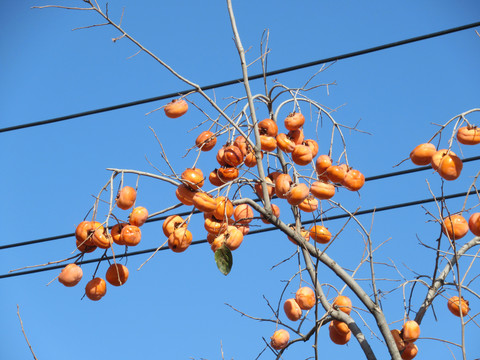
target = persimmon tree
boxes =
[30,1,480,359]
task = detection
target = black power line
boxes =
[1,21,479,134]
[0,189,475,279]
[1,155,479,251]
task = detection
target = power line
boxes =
[0,189,475,280]
[1,21,479,134]
[1,155,479,251]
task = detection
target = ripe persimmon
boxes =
[332,295,352,315]
[295,286,316,310]
[85,277,107,301]
[286,183,309,206]
[304,139,319,158]
[457,125,480,145]
[75,221,103,247]
[468,212,480,236]
[287,226,309,245]
[326,164,348,184]
[164,99,188,118]
[58,263,83,287]
[297,195,318,212]
[105,264,129,286]
[276,133,296,153]
[129,206,148,227]
[283,298,302,321]
[233,136,248,156]
[442,214,469,240]
[244,149,260,167]
[315,155,332,176]
[233,204,254,225]
[288,128,304,145]
[258,118,278,137]
[447,296,470,317]
[176,184,196,206]
[284,112,305,130]
[431,149,463,180]
[212,225,244,251]
[331,320,350,336]
[209,169,224,186]
[309,225,331,244]
[204,215,229,235]
[254,177,275,200]
[261,203,280,224]
[223,145,244,167]
[92,228,113,249]
[76,239,97,253]
[310,181,335,200]
[217,166,239,183]
[116,186,137,210]
[213,196,234,221]
[195,131,217,151]
[120,225,141,246]
[260,135,277,152]
[292,145,313,166]
[410,143,436,166]
[275,173,292,199]
[342,169,365,191]
[111,223,128,245]
[329,321,351,345]
[270,329,290,350]
[181,168,204,190]
[401,320,420,342]
[162,215,187,237]
[401,343,418,360]
[192,192,217,213]
[391,329,406,352]
[168,227,193,253]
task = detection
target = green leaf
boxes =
[214,245,233,276]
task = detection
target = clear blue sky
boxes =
[1,1,479,359]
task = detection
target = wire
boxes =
[1,155,479,251]
[0,189,475,279]
[1,21,479,134]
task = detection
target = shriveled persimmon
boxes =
[292,145,313,166]
[162,215,187,237]
[223,145,244,167]
[283,298,302,321]
[270,329,290,350]
[192,192,217,213]
[212,225,243,251]
[116,186,137,210]
[105,264,129,286]
[287,226,309,245]
[212,196,234,221]
[58,263,83,287]
[85,277,107,301]
[120,225,141,246]
[168,227,193,253]
[164,99,188,118]
[254,177,275,200]
[276,133,296,153]
[176,184,196,205]
[92,228,113,249]
[111,223,128,245]
[209,169,224,187]
[304,139,319,158]
[442,214,469,240]
[217,166,239,183]
[258,118,278,137]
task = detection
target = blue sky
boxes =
[1,1,480,359]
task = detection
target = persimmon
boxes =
[195,131,217,151]
[261,203,280,224]
[258,118,278,137]
[105,264,129,286]
[181,168,204,190]
[168,227,193,253]
[162,215,186,237]
[286,183,309,206]
[326,164,348,184]
[309,225,331,244]
[204,215,229,235]
[217,166,239,183]
[212,225,243,251]
[315,155,332,176]
[310,181,335,200]
[216,146,228,167]
[276,133,296,153]
[329,322,351,345]
[176,184,196,206]
[287,226,309,245]
[192,192,217,213]
[431,149,462,180]
[129,206,148,227]
[401,343,418,360]
[410,143,436,165]
[213,196,234,221]
[457,125,480,145]
[342,169,365,191]
[111,223,127,245]
[235,224,250,235]
[332,295,352,315]
[391,329,405,352]
[401,320,420,342]
[85,277,107,301]
[442,214,469,240]
[304,139,319,158]
[209,169,224,187]
[292,144,313,166]
[254,177,275,200]
[223,145,244,167]
[283,298,302,321]
[164,99,188,118]
[233,136,248,156]
[92,228,113,249]
[295,286,316,310]
[284,112,305,131]
[75,221,103,247]
[298,195,318,212]
[76,239,97,253]
[58,263,83,287]
[468,212,480,236]
[447,296,470,317]
[116,186,137,210]
[244,148,262,167]
[260,135,277,152]
[120,225,141,246]
[288,128,304,145]
[331,320,350,336]
[233,204,254,225]
[270,329,290,350]
[275,173,292,199]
